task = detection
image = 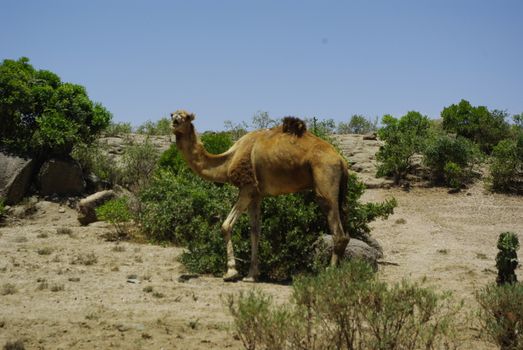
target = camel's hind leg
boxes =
[313,164,349,266]
[243,196,262,282]
[221,187,255,282]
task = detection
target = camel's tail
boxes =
[338,163,349,226]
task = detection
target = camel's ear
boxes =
[187,113,195,121]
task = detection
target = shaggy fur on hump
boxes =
[282,116,307,137]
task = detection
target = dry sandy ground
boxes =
[1,182,522,349]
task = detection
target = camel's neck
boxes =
[175,125,231,183]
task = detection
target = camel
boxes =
[171,110,350,282]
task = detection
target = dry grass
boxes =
[71,252,97,265]
[37,247,53,255]
[56,227,73,236]
[1,283,17,295]
[3,339,25,350]
[50,284,64,292]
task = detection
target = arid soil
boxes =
[1,134,522,349]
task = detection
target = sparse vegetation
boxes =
[228,260,460,350]
[0,197,6,222]
[1,283,17,295]
[120,139,160,192]
[96,197,132,238]
[143,286,153,293]
[136,117,171,136]
[50,284,64,292]
[56,227,73,236]
[3,339,25,350]
[337,114,377,134]
[489,133,523,194]
[476,283,523,350]
[376,112,430,183]
[36,247,53,255]
[71,252,98,265]
[105,121,133,136]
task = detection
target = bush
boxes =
[0,57,111,159]
[136,117,171,136]
[338,114,377,134]
[441,100,510,154]
[104,122,132,136]
[96,197,132,237]
[120,139,160,193]
[71,141,121,185]
[376,112,431,183]
[476,283,523,350]
[495,232,519,286]
[423,133,482,188]
[489,133,523,194]
[0,197,6,222]
[228,260,460,350]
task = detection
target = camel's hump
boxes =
[282,116,307,137]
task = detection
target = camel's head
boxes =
[171,110,195,133]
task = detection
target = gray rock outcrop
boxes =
[38,159,85,196]
[0,152,34,205]
[315,235,383,269]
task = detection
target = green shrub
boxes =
[476,283,523,350]
[495,232,519,286]
[441,99,510,154]
[104,122,133,136]
[376,112,431,183]
[0,197,5,217]
[200,131,233,154]
[228,260,460,350]
[136,117,171,136]
[489,133,523,194]
[0,57,111,159]
[96,197,132,237]
[120,139,160,193]
[338,114,378,134]
[224,120,249,140]
[423,133,482,188]
[71,141,121,185]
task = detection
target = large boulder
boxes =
[38,159,85,196]
[77,190,117,225]
[315,235,383,270]
[0,152,34,205]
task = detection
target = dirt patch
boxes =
[1,183,522,349]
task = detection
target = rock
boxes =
[315,235,382,269]
[363,133,378,141]
[38,159,85,196]
[0,152,34,205]
[77,190,117,225]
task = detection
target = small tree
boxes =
[376,112,430,183]
[441,100,510,154]
[96,197,132,238]
[251,111,277,129]
[0,57,111,159]
[423,133,482,189]
[338,114,377,134]
[489,132,523,194]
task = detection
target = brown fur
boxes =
[282,116,307,136]
[171,110,350,282]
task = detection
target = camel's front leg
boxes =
[221,190,252,282]
[243,197,261,283]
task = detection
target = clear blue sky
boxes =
[2,0,522,131]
